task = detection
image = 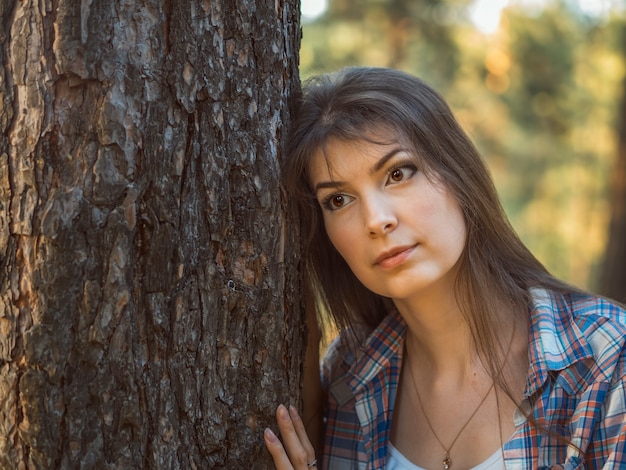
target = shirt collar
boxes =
[346,309,406,393]
[525,287,596,396]
[343,288,599,395]
[343,288,602,398]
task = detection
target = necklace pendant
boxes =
[442,454,451,469]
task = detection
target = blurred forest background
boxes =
[299,0,626,294]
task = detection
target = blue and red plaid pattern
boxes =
[320,289,626,469]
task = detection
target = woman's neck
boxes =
[395,292,522,382]
[404,317,478,382]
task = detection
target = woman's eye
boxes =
[390,169,404,182]
[322,193,353,211]
[387,165,417,184]
[331,195,345,207]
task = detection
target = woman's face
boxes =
[308,134,467,304]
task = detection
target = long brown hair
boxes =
[283,66,574,385]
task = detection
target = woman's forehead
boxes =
[312,126,405,162]
[307,134,406,182]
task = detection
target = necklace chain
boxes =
[406,355,495,470]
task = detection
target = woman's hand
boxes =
[264,405,318,469]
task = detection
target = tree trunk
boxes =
[0,0,303,468]
[598,28,626,304]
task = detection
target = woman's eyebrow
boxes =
[369,147,409,174]
[313,179,345,194]
[313,147,409,195]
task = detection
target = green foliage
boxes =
[301,0,468,91]
[301,0,626,289]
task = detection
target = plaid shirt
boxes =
[320,288,626,469]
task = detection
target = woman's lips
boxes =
[374,245,416,269]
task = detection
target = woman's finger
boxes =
[276,405,316,468]
[288,406,316,462]
[264,427,294,470]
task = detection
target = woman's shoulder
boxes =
[531,287,626,382]
[321,328,365,386]
[321,310,405,388]
[559,289,626,335]
[532,287,626,329]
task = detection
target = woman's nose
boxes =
[363,196,397,236]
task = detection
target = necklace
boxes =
[406,355,495,470]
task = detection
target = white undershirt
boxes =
[387,443,505,470]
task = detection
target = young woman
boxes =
[263,67,626,469]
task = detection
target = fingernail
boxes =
[278,404,289,419]
[264,428,277,442]
[289,405,299,418]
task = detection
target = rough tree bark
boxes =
[0,0,303,468]
[599,27,626,304]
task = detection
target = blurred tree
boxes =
[493,5,596,285]
[468,3,622,288]
[0,0,302,467]
[598,22,626,303]
[300,0,467,91]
